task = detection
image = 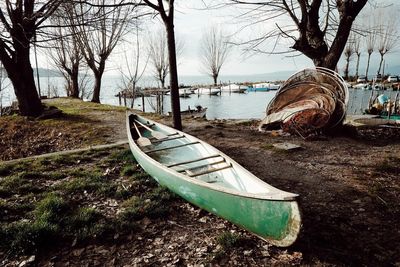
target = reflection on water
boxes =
[130,91,278,120]
[2,75,399,119]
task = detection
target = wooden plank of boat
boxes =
[126,112,301,247]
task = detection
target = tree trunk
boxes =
[92,73,102,103]
[70,64,80,98]
[0,44,42,116]
[213,74,218,86]
[165,19,182,130]
[365,53,372,80]
[355,53,361,78]
[90,60,105,103]
[377,53,384,75]
[344,58,350,80]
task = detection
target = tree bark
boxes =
[0,41,42,116]
[355,53,360,78]
[290,0,367,70]
[92,73,102,103]
[377,53,384,75]
[344,58,350,80]
[213,74,218,86]
[71,69,80,98]
[90,60,105,103]
[365,52,372,80]
[164,16,182,130]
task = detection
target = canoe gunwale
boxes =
[126,112,298,201]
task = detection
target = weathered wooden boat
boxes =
[126,113,301,246]
[167,106,207,118]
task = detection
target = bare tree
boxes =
[353,35,361,79]
[48,2,84,98]
[212,0,368,70]
[148,28,184,89]
[73,0,131,103]
[0,0,66,116]
[148,29,169,89]
[376,13,398,75]
[364,20,377,80]
[141,0,182,130]
[119,21,149,108]
[343,41,354,81]
[200,26,231,86]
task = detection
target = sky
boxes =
[36,0,400,78]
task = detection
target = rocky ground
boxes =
[1,98,399,266]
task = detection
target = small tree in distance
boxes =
[200,26,231,86]
[376,12,399,75]
[72,0,131,103]
[148,29,169,89]
[48,2,84,98]
[343,41,354,81]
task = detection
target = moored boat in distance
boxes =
[220,83,248,93]
[195,87,221,95]
[167,105,207,118]
[127,113,301,247]
[249,82,281,92]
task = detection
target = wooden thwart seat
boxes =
[151,135,186,144]
[145,141,200,154]
[176,159,226,173]
[186,163,233,177]
[166,154,222,168]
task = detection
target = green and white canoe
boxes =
[126,113,301,247]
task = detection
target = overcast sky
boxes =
[37,0,400,77]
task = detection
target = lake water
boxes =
[1,76,399,119]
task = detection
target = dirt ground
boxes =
[1,98,400,266]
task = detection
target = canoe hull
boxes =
[127,114,301,247]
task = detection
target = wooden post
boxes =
[142,94,145,112]
[118,93,121,106]
[161,91,164,114]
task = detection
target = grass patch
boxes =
[109,149,136,163]
[260,143,275,150]
[0,164,14,176]
[121,165,138,177]
[0,175,40,197]
[216,231,242,250]
[46,98,127,115]
[67,207,105,241]
[120,187,176,221]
